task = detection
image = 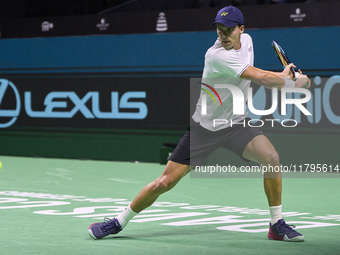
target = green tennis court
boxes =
[0,155,339,255]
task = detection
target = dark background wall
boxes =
[0,1,339,166]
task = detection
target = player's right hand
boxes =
[295,74,311,89]
[282,63,296,79]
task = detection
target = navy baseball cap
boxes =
[211,6,244,28]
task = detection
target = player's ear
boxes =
[239,25,245,33]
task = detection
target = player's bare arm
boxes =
[266,64,302,80]
[240,64,311,89]
[268,63,297,78]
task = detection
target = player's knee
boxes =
[262,150,280,166]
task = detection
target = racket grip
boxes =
[293,72,300,80]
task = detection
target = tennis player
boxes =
[88,5,310,242]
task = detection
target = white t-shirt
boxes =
[192,33,254,131]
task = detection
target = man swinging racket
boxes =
[88,5,310,242]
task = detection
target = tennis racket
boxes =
[271,40,300,80]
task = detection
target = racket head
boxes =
[271,40,298,79]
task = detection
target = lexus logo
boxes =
[0,79,21,128]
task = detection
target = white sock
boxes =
[269,205,282,225]
[115,204,138,228]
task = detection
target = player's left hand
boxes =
[295,74,311,89]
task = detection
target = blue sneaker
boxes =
[88,218,122,239]
[268,219,304,242]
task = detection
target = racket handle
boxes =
[290,66,299,80]
[293,72,300,79]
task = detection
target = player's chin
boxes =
[223,44,232,50]
[222,41,231,49]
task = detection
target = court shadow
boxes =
[94,227,218,241]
